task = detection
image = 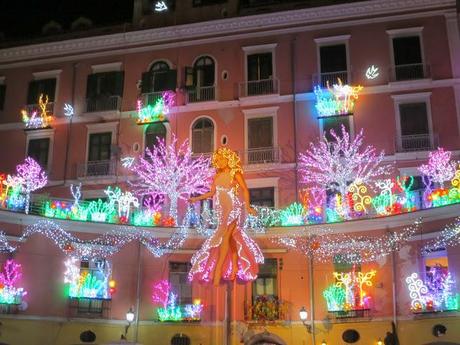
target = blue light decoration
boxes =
[314,79,363,118]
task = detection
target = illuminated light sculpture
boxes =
[136,91,175,125]
[396,176,417,211]
[63,103,74,117]
[419,148,457,188]
[10,157,47,214]
[64,258,114,299]
[348,183,371,213]
[356,270,377,306]
[154,1,168,12]
[127,136,213,223]
[405,270,458,313]
[104,186,139,221]
[21,94,53,130]
[365,65,379,80]
[152,280,203,322]
[279,202,305,226]
[323,285,346,311]
[300,187,325,224]
[0,260,27,305]
[372,179,395,216]
[298,125,391,219]
[249,295,287,322]
[121,156,135,169]
[314,79,363,118]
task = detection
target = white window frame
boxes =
[242,43,277,83]
[314,35,351,84]
[386,27,427,82]
[243,106,278,160]
[391,92,433,152]
[192,54,218,89]
[31,69,62,109]
[25,128,55,173]
[246,177,279,209]
[85,122,118,164]
[142,121,172,153]
[189,115,217,155]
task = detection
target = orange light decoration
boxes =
[21,94,54,130]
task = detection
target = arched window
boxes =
[193,56,215,87]
[192,118,214,154]
[145,122,167,150]
[150,61,170,73]
[171,334,190,345]
[147,61,174,93]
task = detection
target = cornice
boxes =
[0,0,455,65]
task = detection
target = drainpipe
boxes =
[134,241,142,343]
[309,256,316,345]
[63,62,77,185]
[291,35,299,202]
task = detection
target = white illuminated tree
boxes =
[418,147,457,188]
[298,125,392,218]
[128,136,214,223]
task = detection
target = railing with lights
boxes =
[312,70,349,88]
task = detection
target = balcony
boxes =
[396,133,436,153]
[85,96,121,113]
[142,91,164,106]
[186,86,216,103]
[243,147,281,165]
[239,78,279,98]
[25,101,54,115]
[245,295,288,323]
[68,297,111,319]
[77,159,117,179]
[312,70,348,88]
[390,63,430,82]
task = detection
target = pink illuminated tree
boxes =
[298,125,392,218]
[418,147,457,188]
[152,280,171,308]
[128,136,214,223]
[0,260,22,288]
[12,157,47,214]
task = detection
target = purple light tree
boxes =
[11,157,47,214]
[418,147,457,188]
[128,136,214,223]
[298,125,392,218]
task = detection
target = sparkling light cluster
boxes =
[136,91,175,124]
[0,260,27,305]
[21,94,53,130]
[127,136,213,223]
[422,217,460,254]
[314,79,363,117]
[419,148,457,188]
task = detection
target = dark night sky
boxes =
[0,0,133,41]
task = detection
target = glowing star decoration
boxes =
[64,258,114,299]
[63,103,74,117]
[154,1,168,12]
[127,135,213,223]
[298,125,391,219]
[314,79,363,117]
[21,94,53,129]
[0,260,27,305]
[121,157,135,168]
[136,91,175,125]
[419,148,457,188]
[104,186,139,221]
[10,157,47,214]
[365,65,379,80]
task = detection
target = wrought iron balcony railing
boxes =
[24,101,55,115]
[85,95,121,113]
[390,63,430,82]
[243,147,281,165]
[396,133,437,153]
[186,86,216,103]
[141,91,165,106]
[77,159,117,179]
[312,70,349,88]
[239,78,279,97]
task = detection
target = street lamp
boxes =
[121,307,135,340]
[299,306,312,333]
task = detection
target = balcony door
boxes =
[392,36,424,80]
[192,118,214,154]
[319,44,348,86]
[87,132,112,176]
[247,117,273,163]
[398,102,431,151]
[247,53,273,95]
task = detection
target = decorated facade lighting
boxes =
[365,65,379,80]
[419,148,457,188]
[0,260,27,305]
[22,94,53,129]
[63,103,74,117]
[422,217,460,254]
[154,1,168,12]
[136,91,175,125]
[314,79,363,118]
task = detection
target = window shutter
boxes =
[113,71,124,96]
[164,69,177,91]
[0,84,6,110]
[27,80,39,104]
[141,71,153,94]
[86,74,98,99]
[202,128,213,153]
[192,129,202,153]
[185,67,195,88]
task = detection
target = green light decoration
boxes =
[157,292,182,321]
[279,202,305,226]
[136,91,175,125]
[323,285,346,311]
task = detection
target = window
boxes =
[253,258,277,300]
[88,132,112,162]
[392,36,424,80]
[398,102,431,151]
[169,262,192,305]
[27,78,56,105]
[333,255,361,273]
[250,187,274,208]
[319,44,348,85]
[193,56,215,87]
[171,334,191,345]
[145,122,167,150]
[86,71,124,112]
[0,84,5,110]
[321,116,351,142]
[247,116,275,164]
[424,250,448,281]
[247,53,273,95]
[141,61,177,98]
[27,138,50,169]
[185,56,216,102]
[192,118,214,154]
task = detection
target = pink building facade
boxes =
[0,0,459,344]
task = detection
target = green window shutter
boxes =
[164,69,177,91]
[141,71,153,94]
[27,80,39,104]
[185,67,195,88]
[86,74,98,99]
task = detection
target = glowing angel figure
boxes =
[419,147,457,188]
[188,147,264,286]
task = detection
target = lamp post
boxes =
[299,306,312,333]
[122,307,135,341]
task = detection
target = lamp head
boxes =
[299,306,308,321]
[126,307,135,323]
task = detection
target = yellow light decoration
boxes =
[451,165,460,189]
[356,270,377,306]
[349,183,372,213]
[21,94,54,130]
[109,280,116,288]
